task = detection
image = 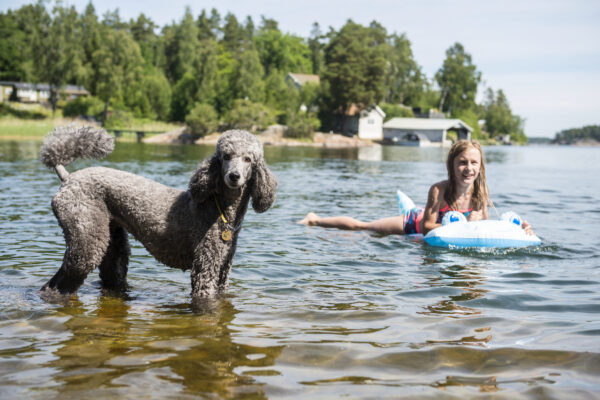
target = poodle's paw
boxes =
[297,212,320,226]
[39,285,76,303]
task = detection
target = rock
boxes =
[143,124,375,148]
[194,133,221,145]
[143,127,192,144]
[312,132,372,148]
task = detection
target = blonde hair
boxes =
[445,140,490,210]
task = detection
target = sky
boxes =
[1,0,599,137]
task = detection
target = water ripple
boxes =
[0,141,599,397]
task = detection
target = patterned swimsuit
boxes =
[403,205,473,234]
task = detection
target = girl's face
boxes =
[453,147,481,189]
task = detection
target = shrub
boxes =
[454,108,483,140]
[0,102,48,119]
[285,111,321,139]
[104,109,134,130]
[222,99,274,132]
[185,103,219,138]
[380,103,414,121]
[62,96,104,119]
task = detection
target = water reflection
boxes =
[2,140,600,397]
[45,295,283,398]
[420,264,488,318]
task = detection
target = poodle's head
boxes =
[216,130,263,190]
[189,130,277,212]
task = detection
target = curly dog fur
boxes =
[39,126,277,297]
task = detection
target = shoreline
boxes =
[2,123,597,148]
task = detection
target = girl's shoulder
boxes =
[429,180,450,195]
[427,180,449,205]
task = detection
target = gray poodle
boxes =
[39,126,277,298]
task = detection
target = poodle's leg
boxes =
[98,221,130,290]
[190,240,234,298]
[191,252,220,298]
[42,205,111,295]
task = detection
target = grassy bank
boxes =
[0,102,183,141]
[0,116,183,142]
[0,117,66,139]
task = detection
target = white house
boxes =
[383,117,472,146]
[0,81,89,103]
[357,105,386,140]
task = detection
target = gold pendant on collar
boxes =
[221,230,232,241]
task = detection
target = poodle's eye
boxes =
[223,154,231,161]
[244,156,252,163]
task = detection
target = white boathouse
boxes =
[382,118,472,146]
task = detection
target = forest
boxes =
[553,125,600,144]
[0,1,527,142]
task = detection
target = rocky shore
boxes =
[143,125,375,148]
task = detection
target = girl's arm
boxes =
[522,220,535,235]
[467,203,488,221]
[420,183,444,235]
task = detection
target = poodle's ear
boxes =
[251,159,277,213]
[189,155,221,203]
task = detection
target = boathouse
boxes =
[382,118,472,146]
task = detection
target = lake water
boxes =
[1,139,599,399]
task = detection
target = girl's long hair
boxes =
[444,140,490,210]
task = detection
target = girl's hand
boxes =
[467,210,484,221]
[522,220,534,236]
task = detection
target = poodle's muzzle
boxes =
[223,156,252,189]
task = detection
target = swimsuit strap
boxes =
[437,205,473,223]
[439,204,473,214]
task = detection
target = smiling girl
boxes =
[298,140,533,235]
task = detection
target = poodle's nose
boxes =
[228,172,240,182]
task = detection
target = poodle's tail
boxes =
[40,125,114,181]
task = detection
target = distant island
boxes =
[553,125,600,145]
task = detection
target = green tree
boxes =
[170,72,197,121]
[213,47,237,115]
[232,48,265,103]
[322,20,387,132]
[129,13,159,67]
[264,69,296,122]
[435,42,481,115]
[13,2,55,82]
[222,13,246,53]
[483,88,526,142]
[101,8,127,30]
[34,3,84,114]
[254,18,312,76]
[77,2,102,93]
[196,8,220,40]
[164,7,200,83]
[140,68,171,119]
[194,39,220,106]
[0,10,28,81]
[243,16,255,43]
[308,22,324,75]
[383,33,426,106]
[169,38,220,121]
[93,28,144,125]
